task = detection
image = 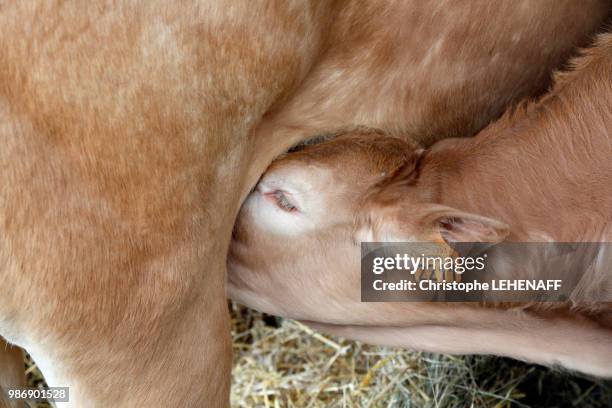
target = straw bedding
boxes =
[23,302,612,407]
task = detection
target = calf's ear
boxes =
[357,204,508,244]
[422,205,509,244]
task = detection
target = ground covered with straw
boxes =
[24,302,612,407]
[229,303,612,408]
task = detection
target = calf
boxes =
[228,33,612,376]
[1,0,610,405]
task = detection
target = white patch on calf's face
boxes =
[242,186,314,236]
[242,165,335,236]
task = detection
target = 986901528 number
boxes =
[6,387,69,402]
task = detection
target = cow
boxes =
[0,1,336,406]
[228,32,612,377]
[1,0,610,405]
[0,338,23,408]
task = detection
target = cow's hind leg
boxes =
[0,338,24,408]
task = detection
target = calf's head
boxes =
[228,131,508,323]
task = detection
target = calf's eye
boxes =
[268,190,298,212]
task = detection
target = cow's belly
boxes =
[0,1,331,406]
